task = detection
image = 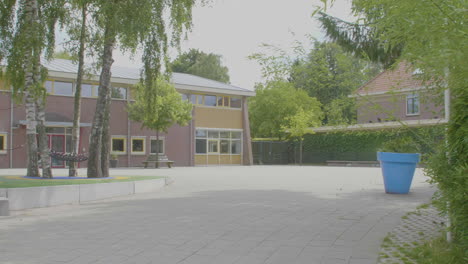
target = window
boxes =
[80,84,94,97]
[407,94,420,115]
[220,140,230,154]
[181,93,189,101]
[195,129,242,155]
[54,81,73,96]
[45,81,53,94]
[0,134,6,152]
[111,137,126,153]
[208,140,219,153]
[111,87,127,99]
[150,138,164,154]
[230,97,242,108]
[196,139,207,154]
[204,95,217,107]
[217,96,230,107]
[131,137,145,154]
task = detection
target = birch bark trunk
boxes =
[23,0,40,177]
[69,5,87,177]
[87,23,115,178]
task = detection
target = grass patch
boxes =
[404,236,467,264]
[0,175,163,188]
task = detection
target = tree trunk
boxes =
[23,0,40,177]
[100,88,111,177]
[36,96,52,178]
[69,4,87,177]
[299,139,303,165]
[155,131,160,168]
[87,22,115,178]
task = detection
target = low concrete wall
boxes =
[2,177,167,211]
[0,197,9,216]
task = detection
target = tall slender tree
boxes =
[86,0,196,178]
[1,0,65,178]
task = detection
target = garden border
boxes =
[0,177,169,213]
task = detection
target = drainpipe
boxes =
[10,91,13,168]
[127,91,131,167]
[444,70,451,243]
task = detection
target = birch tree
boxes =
[86,0,196,178]
[1,0,65,178]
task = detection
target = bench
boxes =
[143,154,174,168]
[326,160,380,167]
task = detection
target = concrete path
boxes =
[0,166,435,264]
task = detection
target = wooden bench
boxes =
[143,154,174,168]
[326,160,380,167]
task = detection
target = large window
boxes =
[150,138,164,154]
[0,133,6,153]
[54,81,74,96]
[190,94,242,109]
[111,87,127,99]
[80,84,94,97]
[407,94,420,115]
[195,129,242,154]
[111,137,126,154]
[131,137,146,154]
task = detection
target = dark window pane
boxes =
[80,84,93,97]
[46,127,65,134]
[196,139,207,154]
[150,139,164,154]
[54,81,73,96]
[230,98,241,108]
[208,140,218,153]
[112,87,127,99]
[132,139,144,152]
[112,139,125,152]
[190,94,197,104]
[231,140,241,154]
[217,96,224,107]
[220,140,230,154]
[0,135,5,151]
[204,95,217,107]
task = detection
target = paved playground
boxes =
[0,166,435,264]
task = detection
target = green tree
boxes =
[319,0,467,246]
[86,0,196,178]
[171,49,230,83]
[248,81,322,139]
[282,108,321,164]
[1,0,66,178]
[127,78,192,166]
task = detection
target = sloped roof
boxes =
[356,62,423,95]
[43,58,254,96]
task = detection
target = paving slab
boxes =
[0,166,434,264]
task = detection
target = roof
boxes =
[355,62,423,96]
[42,58,255,96]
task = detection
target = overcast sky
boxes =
[110,0,355,90]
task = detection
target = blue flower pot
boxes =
[377,152,420,194]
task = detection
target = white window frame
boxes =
[131,136,146,155]
[111,136,127,155]
[150,137,165,154]
[0,132,7,154]
[195,128,243,156]
[406,93,420,116]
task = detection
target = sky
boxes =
[109,0,355,90]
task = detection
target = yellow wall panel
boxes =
[194,107,242,129]
[231,155,241,165]
[208,155,219,165]
[195,155,207,165]
[219,155,231,165]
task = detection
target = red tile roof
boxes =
[357,62,423,95]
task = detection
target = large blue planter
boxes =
[377,152,420,194]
